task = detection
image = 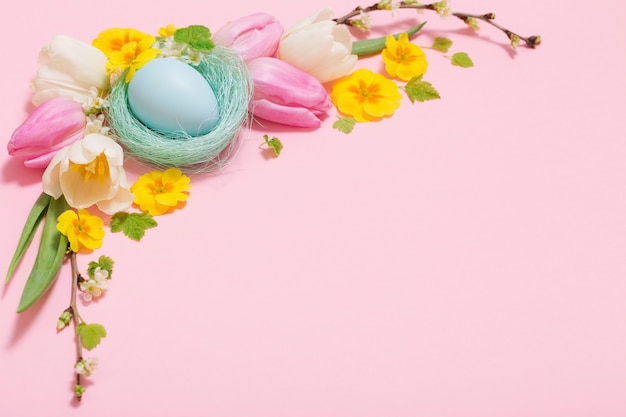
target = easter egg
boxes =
[127,58,220,136]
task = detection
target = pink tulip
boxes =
[8,97,85,168]
[213,13,284,62]
[248,57,332,128]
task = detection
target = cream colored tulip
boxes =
[43,133,134,214]
[31,35,109,106]
[278,8,357,83]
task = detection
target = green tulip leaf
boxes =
[351,22,427,56]
[6,192,51,283]
[17,196,69,313]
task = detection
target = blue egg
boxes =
[127,58,220,136]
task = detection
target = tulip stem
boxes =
[334,1,541,48]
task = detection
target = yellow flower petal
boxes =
[381,32,428,81]
[56,209,105,253]
[331,68,402,122]
[131,168,191,215]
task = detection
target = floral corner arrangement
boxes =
[4,0,539,401]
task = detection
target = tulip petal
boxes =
[213,13,284,62]
[31,35,108,106]
[8,97,85,165]
[248,57,330,111]
[43,134,133,214]
[283,7,335,36]
[23,151,58,169]
[213,13,279,45]
[252,99,322,128]
[278,9,356,83]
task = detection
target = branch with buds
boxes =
[335,1,541,49]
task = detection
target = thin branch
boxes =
[69,252,84,401]
[334,1,541,48]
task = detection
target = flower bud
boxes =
[56,310,72,331]
[31,35,109,106]
[213,13,284,62]
[248,57,331,128]
[8,97,85,168]
[278,8,357,83]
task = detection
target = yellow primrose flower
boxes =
[57,209,105,253]
[382,32,428,81]
[93,28,154,57]
[131,168,191,216]
[93,28,160,82]
[330,68,402,122]
[106,38,160,82]
[158,24,177,37]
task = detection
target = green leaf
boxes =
[351,21,427,56]
[174,25,214,52]
[76,323,107,350]
[110,212,158,242]
[404,76,441,103]
[6,192,51,283]
[333,117,356,134]
[451,52,474,68]
[261,134,283,157]
[17,196,69,313]
[431,36,453,52]
[87,255,115,279]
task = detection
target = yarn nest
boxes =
[107,46,252,172]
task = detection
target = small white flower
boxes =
[82,86,109,113]
[75,357,98,377]
[358,10,372,31]
[157,38,185,58]
[85,114,110,136]
[93,267,109,282]
[79,267,109,302]
[390,0,401,15]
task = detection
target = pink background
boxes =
[1,0,625,415]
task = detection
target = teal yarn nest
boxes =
[107,47,252,172]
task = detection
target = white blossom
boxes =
[75,357,98,377]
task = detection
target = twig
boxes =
[69,252,84,400]
[334,1,541,48]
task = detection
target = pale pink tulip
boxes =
[213,13,284,62]
[8,97,85,168]
[248,57,331,128]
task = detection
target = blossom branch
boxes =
[334,1,541,48]
[69,252,85,400]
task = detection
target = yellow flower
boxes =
[158,24,177,37]
[131,168,191,216]
[330,68,402,122]
[93,28,153,56]
[92,28,160,82]
[382,32,428,81]
[57,209,105,253]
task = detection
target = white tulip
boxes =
[43,133,134,214]
[278,8,357,83]
[31,35,109,106]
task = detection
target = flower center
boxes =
[150,179,174,195]
[357,80,382,103]
[70,152,110,184]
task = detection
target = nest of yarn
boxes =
[107,47,252,172]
